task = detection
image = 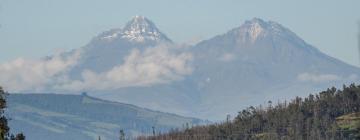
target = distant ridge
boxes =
[7,93,203,140]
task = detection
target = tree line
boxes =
[137,84,360,140]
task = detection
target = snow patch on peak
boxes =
[248,22,264,42]
[99,16,171,43]
[248,18,267,25]
[133,15,145,20]
[121,15,170,43]
[100,29,122,41]
[229,18,296,43]
[231,18,268,42]
[244,18,280,42]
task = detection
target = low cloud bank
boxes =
[58,45,193,91]
[0,45,193,92]
[0,51,81,92]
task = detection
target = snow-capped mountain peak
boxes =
[123,15,157,34]
[121,15,171,43]
[245,18,266,41]
[99,15,171,43]
[226,18,298,43]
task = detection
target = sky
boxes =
[0,0,360,67]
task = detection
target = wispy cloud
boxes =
[0,50,81,92]
[297,73,341,83]
[58,45,193,91]
[0,44,193,92]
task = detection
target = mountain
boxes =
[88,17,360,120]
[6,16,359,121]
[185,18,360,119]
[69,15,172,77]
[7,93,203,140]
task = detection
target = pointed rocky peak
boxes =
[242,18,286,33]
[228,18,297,42]
[242,18,267,41]
[98,15,172,44]
[244,18,268,27]
[123,15,156,32]
[121,15,172,43]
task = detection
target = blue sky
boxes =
[0,0,359,66]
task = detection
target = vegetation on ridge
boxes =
[137,84,360,140]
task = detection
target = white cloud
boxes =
[56,45,193,91]
[0,50,81,92]
[297,73,341,83]
[0,45,193,92]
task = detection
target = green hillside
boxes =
[138,84,360,140]
[336,112,360,138]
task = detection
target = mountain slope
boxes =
[185,18,360,119]
[6,93,203,140]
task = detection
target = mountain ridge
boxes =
[1,16,360,121]
[7,93,204,140]
[65,16,360,120]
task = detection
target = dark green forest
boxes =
[137,84,360,140]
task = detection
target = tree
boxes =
[119,129,125,140]
[12,134,25,140]
[0,86,25,140]
[152,126,156,136]
[0,86,9,140]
